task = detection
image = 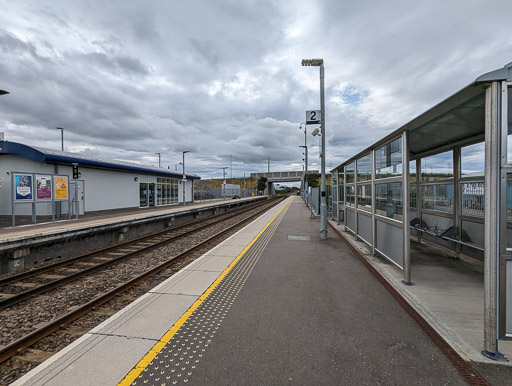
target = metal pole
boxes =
[402,131,411,285]
[319,63,327,239]
[371,149,376,255]
[243,173,246,197]
[182,152,187,206]
[156,153,161,168]
[482,82,504,360]
[230,155,232,178]
[221,167,227,200]
[56,128,64,151]
[74,179,78,219]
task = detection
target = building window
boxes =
[156,178,179,205]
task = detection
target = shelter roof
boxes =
[332,62,512,171]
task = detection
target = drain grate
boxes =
[288,235,311,241]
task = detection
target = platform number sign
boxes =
[306,110,321,125]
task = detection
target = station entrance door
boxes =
[139,182,155,207]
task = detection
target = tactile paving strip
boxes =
[128,203,289,385]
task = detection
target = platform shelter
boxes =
[331,62,512,359]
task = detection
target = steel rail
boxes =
[0,197,284,364]
[0,199,277,309]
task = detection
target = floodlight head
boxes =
[311,128,320,136]
[301,59,323,66]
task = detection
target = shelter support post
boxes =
[416,158,422,243]
[482,81,505,360]
[354,159,358,241]
[344,167,347,232]
[453,147,462,259]
[402,131,411,285]
[371,149,376,256]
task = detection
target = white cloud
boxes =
[0,0,511,178]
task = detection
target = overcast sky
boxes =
[1,0,511,179]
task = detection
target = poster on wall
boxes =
[36,175,52,200]
[14,174,33,201]
[54,176,69,200]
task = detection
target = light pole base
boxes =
[482,350,509,362]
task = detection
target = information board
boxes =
[14,174,33,201]
[54,176,69,200]
[36,175,52,200]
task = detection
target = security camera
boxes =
[311,128,320,136]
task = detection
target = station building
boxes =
[331,62,512,359]
[0,140,200,220]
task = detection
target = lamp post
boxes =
[243,172,246,198]
[155,152,161,168]
[221,167,228,200]
[302,58,327,239]
[56,127,64,151]
[299,144,308,200]
[300,123,308,200]
[182,151,190,206]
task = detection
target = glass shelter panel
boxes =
[346,185,355,207]
[462,182,484,217]
[346,163,355,183]
[421,184,454,213]
[508,176,512,248]
[375,183,403,221]
[461,142,485,177]
[375,137,402,179]
[357,184,372,212]
[410,184,417,209]
[421,151,453,182]
[357,154,371,182]
[508,86,512,162]
[410,160,417,183]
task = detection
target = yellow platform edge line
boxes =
[118,197,291,385]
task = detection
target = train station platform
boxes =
[13,196,512,385]
[0,196,265,273]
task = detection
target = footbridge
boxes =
[251,170,318,194]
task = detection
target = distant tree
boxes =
[257,176,267,192]
[308,172,320,188]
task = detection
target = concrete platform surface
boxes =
[13,196,289,386]
[0,196,263,243]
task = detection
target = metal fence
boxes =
[194,187,259,201]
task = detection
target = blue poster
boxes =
[15,174,33,201]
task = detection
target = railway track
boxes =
[0,196,285,384]
[0,198,270,309]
